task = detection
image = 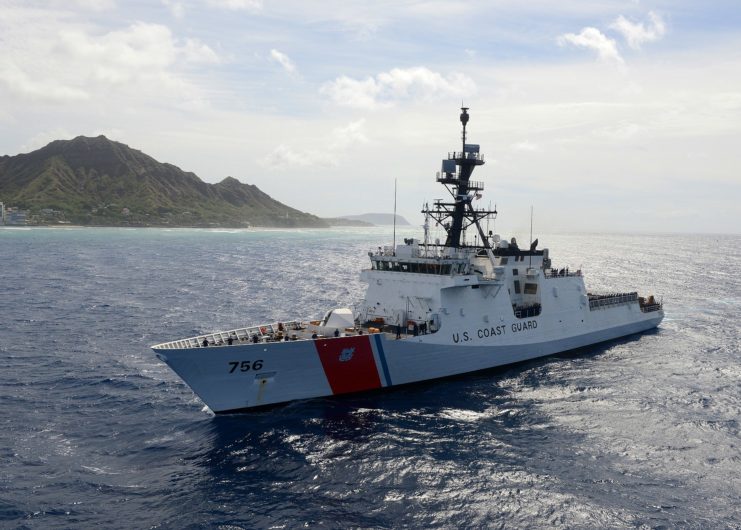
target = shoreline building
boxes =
[5,207,29,225]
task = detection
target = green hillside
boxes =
[0,135,327,227]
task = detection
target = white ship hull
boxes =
[153,302,663,413]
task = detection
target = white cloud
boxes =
[262,119,368,169]
[0,13,222,111]
[558,27,624,63]
[55,22,221,84]
[184,39,222,64]
[162,0,186,18]
[330,119,368,149]
[269,49,296,74]
[58,24,168,82]
[611,12,666,50]
[321,76,379,109]
[263,144,337,169]
[511,141,538,152]
[205,0,262,11]
[0,59,90,102]
[71,0,115,10]
[320,66,476,109]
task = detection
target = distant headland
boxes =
[0,136,399,229]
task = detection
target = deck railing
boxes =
[588,292,638,310]
[448,152,485,162]
[152,320,302,350]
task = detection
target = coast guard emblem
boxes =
[338,347,355,362]
[314,336,381,394]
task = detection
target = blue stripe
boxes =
[374,334,393,386]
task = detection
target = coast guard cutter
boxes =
[152,108,664,413]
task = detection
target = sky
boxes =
[1,0,740,235]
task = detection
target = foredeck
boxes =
[151,320,403,350]
[152,320,303,350]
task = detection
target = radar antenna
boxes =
[421,108,497,249]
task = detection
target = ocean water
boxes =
[1,227,739,529]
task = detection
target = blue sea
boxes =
[1,227,739,529]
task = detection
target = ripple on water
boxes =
[0,228,739,528]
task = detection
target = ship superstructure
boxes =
[152,109,664,414]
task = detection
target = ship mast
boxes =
[422,108,497,249]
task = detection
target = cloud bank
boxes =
[558,27,624,63]
[321,67,476,109]
[611,12,667,50]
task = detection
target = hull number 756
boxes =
[228,360,264,373]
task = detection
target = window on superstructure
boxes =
[524,283,538,295]
[500,257,508,265]
[514,280,521,294]
[512,269,518,276]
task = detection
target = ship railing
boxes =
[544,268,582,278]
[639,295,663,313]
[448,152,485,162]
[152,320,303,350]
[640,302,663,313]
[435,176,485,191]
[369,247,396,257]
[588,292,638,310]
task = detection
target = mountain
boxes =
[0,136,327,227]
[321,217,374,227]
[340,213,410,226]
